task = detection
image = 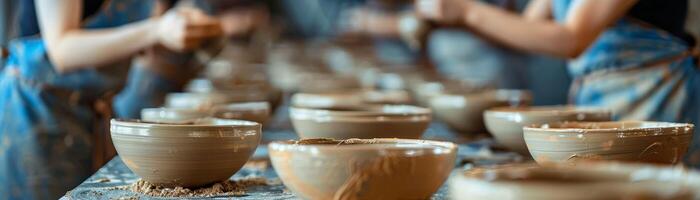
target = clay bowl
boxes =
[450,162,699,200]
[211,101,271,125]
[164,91,267,109]
[524,121,694,164]
[289,105,431,139]
[484,106,611,155]
[269,138,457,200]
[430,89,532,133]
[110,118,261,187]
[141,102,271,125]
[290,92,362,110]
[291,90,413,110]
[410,80,489,107]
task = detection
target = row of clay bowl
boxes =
[111,119,458,199]
[482,105,694,165]
[111,118,700,199]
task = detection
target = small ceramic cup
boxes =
[450,162,698,200]
[524,121,694,164]
[269,138,457,200]
[484,106,611,155]
[430,89,532,133]
[289,105,431,139]
[110,118,261,187]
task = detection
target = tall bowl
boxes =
[110,118,261,187]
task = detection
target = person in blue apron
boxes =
[0,0,222,199]
[416,0,700,165]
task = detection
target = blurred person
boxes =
[416,0,700,164]
[0,0,222,199]
[427,0,530,89]
[113,0,269,119]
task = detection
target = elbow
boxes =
[562,45,586,59]
[46,53,73,74]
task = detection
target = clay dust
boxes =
[125,176,273,198]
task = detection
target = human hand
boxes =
[415,0,468,24]
[157,8,223,51]
[218,7,269,36]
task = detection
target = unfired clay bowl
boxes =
[430,90,532,133]
[110,118,261,187]
[524,121,694,164]
[484,106,611,155]
[289,105,431,139]
[164,92,267,109]
[141,102,270,125]
[269,138,457,200]
[450,162,699,200]
[291,90,413,110]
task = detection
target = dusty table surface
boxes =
[63,106,524,199]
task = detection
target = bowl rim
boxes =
[289,104,431,117]
[485,105,611,116]
[111,118,260,129]
[269,138,457,151]
[523,121,694,133]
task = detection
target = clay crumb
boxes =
[128,177,271,198]
[96,178,111,183]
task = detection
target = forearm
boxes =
[48,18,159,72]
[462,1,578,58]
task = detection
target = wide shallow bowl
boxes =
[270,138,457,200]
[290,105,431,139]
[141,102,270,125]
[164,92,267,109]
[524,121,694,164]
[430,89,532,133]
[110,118,261,187]
[450,162,700,200]
[484,106,611,154]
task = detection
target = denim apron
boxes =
[552,1,700,166]
[0,0,154,199]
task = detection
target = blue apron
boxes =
[0,0,154,199]
[552,1,700,166]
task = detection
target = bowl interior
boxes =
[112,118,259,128]
[531,121,693,131]
[465,165,630,184]
[272,138,455,151]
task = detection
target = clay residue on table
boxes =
[126,177,271,198]
[294,138,380,145]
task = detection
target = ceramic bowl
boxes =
[430,90,532,133]
[211,101,271,125]
[450,162,699,200]
[141,102,271,125]
[269,138,457,200]
[484,106,611,154]
[110,118,261,187]
[524,121,694,164]
[410,80,489,107]
[290,90,413,110]
[289,105,431,139]
[164,92,267,109]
